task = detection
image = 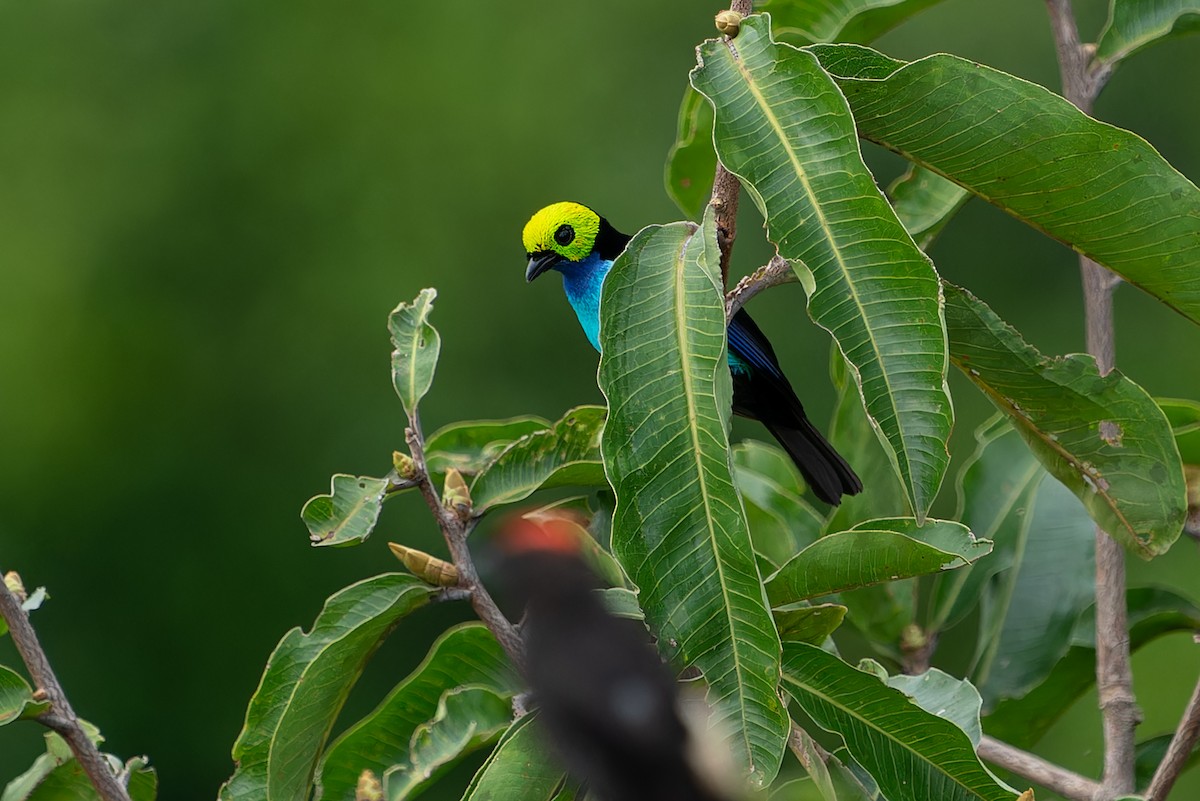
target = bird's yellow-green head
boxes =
[522,201,605,282]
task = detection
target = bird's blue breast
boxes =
[557,253,748,374]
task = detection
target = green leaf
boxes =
[766,518,991,606]
[0,665,48,726]
[2,745,156,801]
[665,87,718,220]
[782,643,1018,801]
[811,43,1200,327]
[219,574,433,801]
[382,687,513,801]
[598,212,788,786]
[469,406,606,513]
[424,417,551,476]
[460,715,563,801]
[389,288,440,419]
[929,420,1042,632]
[303,474,391,548]
[598,587,645,621]
[886,669,983,746]
[974,476,1095,709]
[1160,397,1200,463]
[887,166,970,250]
[758,0,949,44]
[1135,732,1200,788]
[316,623,518,800]
[692,16,954,520]
[734,440,824,567]
[985,586,1200,747]
[775,603,848,645]
[945,282,1187,556]
[1097,0,1200,63]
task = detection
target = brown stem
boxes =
[709,0,752,288]
[404,415,525,673]
[1043,3,1132,797]
[1145,668,1200,801]
[978,735,1102,801]
[724,255,795,321]
[0,575,132,801]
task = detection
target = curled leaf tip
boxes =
[715,9,742,37]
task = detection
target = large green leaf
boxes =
[811,43,1200,326]
[1097,0,1200,64]
[389,288,440,419]
[692,16,953,520]
[598,213,788,786]
[766,518,991,606]
[985,586,1200,747]
[887,166,970,250]
[664,86,718,220]
[424,417,550,476]
[303,474,391,548]
[886,669,983,746]
[220,574,432,801]
[782,643,1018,801]
[0,665,48,726]
[973,476,1095,708]
[944,282,1187,557]
[929,420,1042,632]
[757,0,948,44]
[774,603,848,645]
[382,687,514,801]
[469,406,607,513]
[316,624,518,801]
[734,440,824,567]
[460,715,563,801]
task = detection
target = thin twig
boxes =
[1145,669,1200,801]
[0,574,132,801]
[709,0,753,289]
[979,735,1102,801]
[1043,3,1134,798]
[725,255,796,321]
[404,415,525,673]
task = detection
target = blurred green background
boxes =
[1,1,1198,798]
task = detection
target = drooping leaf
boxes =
[219,574,432,801]
[985,586,1200,747]
[599,212,788,786]
[388,289,440,419]
[665,86,718,220]
[1097,0,1200,64]
[774,603,848,645]
[382,687,514,801]
[886,669,983,746]
[944,282,1187,557]
[0,666,48,726]
[470,406,607,513]
[973,476,1095,709]
[303,474,391,548]
[810,44,1200,326]
[929,420,1043,632]
[734,440,824,566]
[757,0,949,44]
[424,417,551,476]
[782,643,1019,801]
[766,518,991,606]
[693,16,953,520]
[460,715,563,801]
[887,166,970,249]
[316,623,518,800]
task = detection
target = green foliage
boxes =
[389,289,441,419]
[0,667,47,727]
[758,0,949,44]
[424,417,551,476]
[887,166,970,250]
[1097,0,1200,63]
[458,715,563,801]
[302,474,391,548]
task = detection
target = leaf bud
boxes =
[392,450,417,480]
[715,10,742,37]
[441,467,472,517]
[388,542,460,587]
[3,571,26,603]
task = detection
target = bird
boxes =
[522,201,862,506]
[492,512,733,801]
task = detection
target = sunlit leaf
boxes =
[388,288,440,419]
[693,16,953,520]
[945,282,1186,557]
[219,574,432,801]
[757,0,949,44]
[303,474,391,548]
[887,166,970,250]
[1097,0,1200,64]
[424,417,551,476]
[599,212,788,786]
[782,643,1019,801]
[316,624,517,800]
[0,665,48,726]
[460,715,563,801]
[469,406,606,513]
[767,518,990,606]
[665,87,718,220]
[811,43,1200,327]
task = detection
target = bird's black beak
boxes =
[526,251,563,283]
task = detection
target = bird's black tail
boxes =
[760,414,863,506]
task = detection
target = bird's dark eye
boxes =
[554,224,575,247]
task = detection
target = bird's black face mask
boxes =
[526,251,564,283]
